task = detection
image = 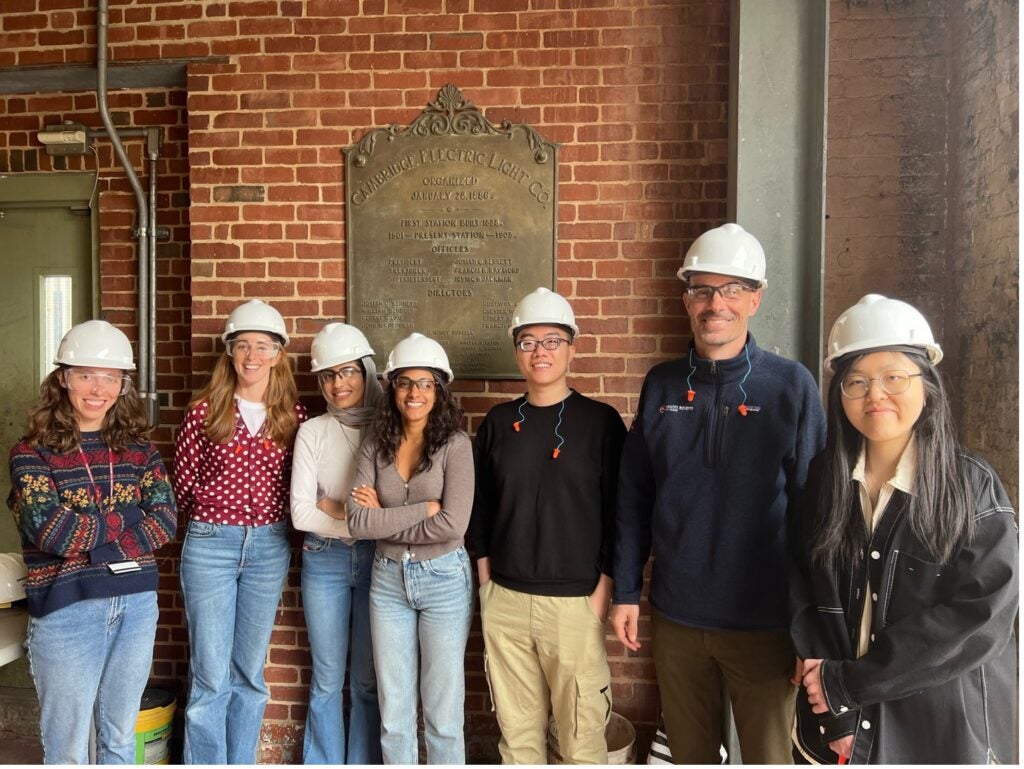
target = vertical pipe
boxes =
[148,146,159,406]
[97,0,156,421]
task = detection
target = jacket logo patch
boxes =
[742,405,761,413]
[659,404,694,413]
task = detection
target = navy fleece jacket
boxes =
[613,335,825,631]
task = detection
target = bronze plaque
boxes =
[345,85,558,379]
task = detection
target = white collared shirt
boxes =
[851,437,917,656]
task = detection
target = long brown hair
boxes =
[188,349,300,448]
[23,368,151,453]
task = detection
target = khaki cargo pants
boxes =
[480,580,611,764]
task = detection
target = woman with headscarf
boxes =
[290,322,384,764]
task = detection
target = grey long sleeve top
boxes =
[346,431,473,562]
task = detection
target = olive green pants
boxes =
[652,612,796,764]
[480,580,611,764]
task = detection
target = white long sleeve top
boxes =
[290,413,366,542]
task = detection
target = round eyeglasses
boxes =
[840,370,922,399]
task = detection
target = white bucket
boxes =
[548,711,637,764]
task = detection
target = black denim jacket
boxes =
[790,451,1018,765]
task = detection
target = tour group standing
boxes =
[8,226,1017,766]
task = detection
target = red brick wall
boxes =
[0,82,193,699]
[2,0,731,762]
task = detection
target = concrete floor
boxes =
[0,729,42,764]
[0,685,42,764]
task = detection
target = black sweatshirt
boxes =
[469,391,626,596]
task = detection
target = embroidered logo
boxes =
[659,404,694,413]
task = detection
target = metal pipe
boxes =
[86,127,149,139]
[147,135,158,400]
[97,0,159,424]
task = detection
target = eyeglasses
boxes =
[840,370,922,399]
[318,367,362,385]
[684,283,757,303]
[65,370,131,395]
[393,376,436,393]
[228,340,281,359]
[515,337,572,353]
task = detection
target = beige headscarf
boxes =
[323,356,383,429]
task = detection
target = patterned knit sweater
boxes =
[7,432,178,618]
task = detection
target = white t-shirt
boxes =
[236,396,267,437]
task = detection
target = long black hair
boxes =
[373,368,464,474]
[812,350,972,572]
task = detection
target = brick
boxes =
[213,185,265,203]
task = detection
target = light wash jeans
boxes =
[27,591,158,765]
[300,535,381,764]
[179,519,290,764]
[370,547,473,765]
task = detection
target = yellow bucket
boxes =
[134,688,176,765]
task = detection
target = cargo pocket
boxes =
[572,669,612,740]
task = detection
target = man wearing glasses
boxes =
[612,223,826,764]
[469,288,626,763]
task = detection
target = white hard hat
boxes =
[222,299,289,345]
[0,552,27,603]
[824,294,943,371]
[54,320,136,370]
[383,333,454,383]
[507,287,579,338]
[677,223,767,288]
[310,322,375,372]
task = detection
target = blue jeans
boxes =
[179,519,290,764]
[27,591,158,764]
[370,547,473,765]
[300,535,381,764]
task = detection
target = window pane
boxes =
[41,275,73,382]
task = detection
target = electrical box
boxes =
[39,123,90,156]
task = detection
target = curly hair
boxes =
[372,369,464,474]
[188,347,300,449]
[23,368,151,453]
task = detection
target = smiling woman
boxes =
[289,322,384,764]
[791,295,1018,765]
[172,299,307,765]
[7,319,176,764]
[346,332,473,765]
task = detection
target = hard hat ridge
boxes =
[824,294,943,371]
